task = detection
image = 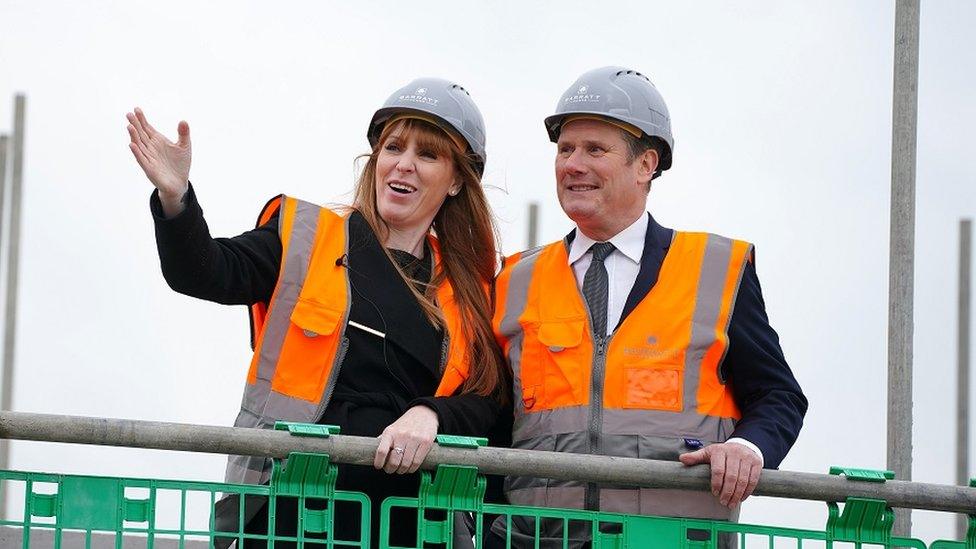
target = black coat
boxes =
[151,185,508,547]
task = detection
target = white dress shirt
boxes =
[568,212,764,465]
[568,213,648,336]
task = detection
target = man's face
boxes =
[554,119,655,241]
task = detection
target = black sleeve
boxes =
[409,393,506,439]
[725,260,808,469]
[151,183,282,305]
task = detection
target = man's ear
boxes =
[637,148,659,186]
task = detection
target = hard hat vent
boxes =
[615,69,651,83]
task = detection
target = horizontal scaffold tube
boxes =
[1,411,973,515]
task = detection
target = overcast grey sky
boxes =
[1,0,974,542]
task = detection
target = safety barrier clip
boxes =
[434,434,488,449]
[825,466,896,545]
[273,421,341,438]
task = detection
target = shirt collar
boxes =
[567,213,648,266]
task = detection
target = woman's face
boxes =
[375,123,459,234]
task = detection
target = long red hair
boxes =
[352,118,507,401]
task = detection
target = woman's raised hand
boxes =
[126,108,191,214]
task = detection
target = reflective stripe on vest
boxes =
[494,231,752,521]
[225,196,471,486]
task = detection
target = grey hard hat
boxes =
[545,66,673,174]
[368,77,487,173]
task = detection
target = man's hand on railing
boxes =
[679,442,762,508]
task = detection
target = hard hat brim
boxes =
[370,107,483,158]
[544,111,673,171]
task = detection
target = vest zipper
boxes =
[586,329,614,511]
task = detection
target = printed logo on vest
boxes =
[622,335,680,361]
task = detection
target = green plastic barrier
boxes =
[0,425,971,549]
[930,479,976,549]
[0,451,370,548]
[380,469,930,548]
[378,454,964,549]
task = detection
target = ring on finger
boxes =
[392,446,405,456]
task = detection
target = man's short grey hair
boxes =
[620,130,666,181]
[620,130,664,162]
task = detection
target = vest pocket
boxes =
[289,298,343,337]
[622,353,684,412]
[520,319,588,410]
[271,299,344,403]
[637,434,685,461]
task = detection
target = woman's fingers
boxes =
[127,124,152,158]
[134,107,162,142]
[406,439,433,474]
[376,437,426,474]
[128,141,150,172]
[385,436,434,474]
[129,139,149,167]
[126,123,141,149]
[126,111,152,147]
[376,406,439,474]
[392,444,415,474]
[373,433,393,469]
[127,124,154,168]
[375,432,411,474]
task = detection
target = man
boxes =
[489,66,807,546]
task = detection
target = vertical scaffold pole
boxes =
[887,0,920,539]
[959,219,972,539]
[0,135,7,478]
[0,94,27,519]
[0,135,6,244]
[527,202,539,249]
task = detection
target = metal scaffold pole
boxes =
[527,202,539,249]
[887,0,920,538]
[0,133,6,521]
[0,94,26,520]
[0,134,6,242]
[1,410,975,515]
[959,218,972,539]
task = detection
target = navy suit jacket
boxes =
[567,213,807,469]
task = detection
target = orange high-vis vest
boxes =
[225,196,471,486]
[493,231,753,524]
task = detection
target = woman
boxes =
[126,78,508,548]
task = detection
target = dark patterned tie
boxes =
[582,242,616,337]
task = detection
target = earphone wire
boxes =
[342,259,414,396]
